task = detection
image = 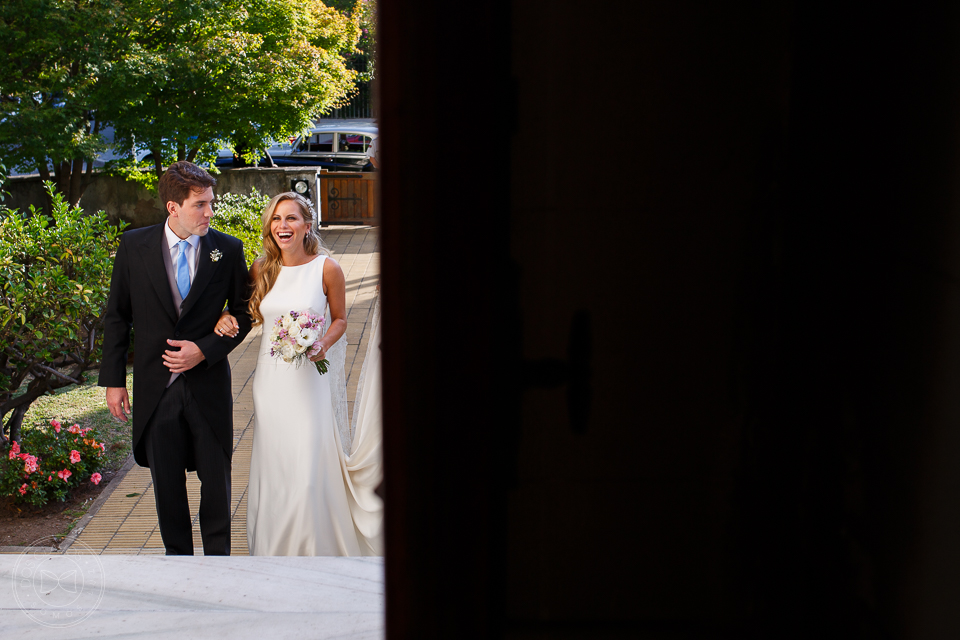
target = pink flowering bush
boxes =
[0,419,106,506]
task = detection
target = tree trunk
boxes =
[5,404,27,444]
[177,144,185,162]
[58,161,71,198]
[35,158,52,211]
[69,158,84,206]
[36,159,51,183]
[187,148,199,163]
[152,148,164,179]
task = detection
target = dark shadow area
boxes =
[381,2,960,638]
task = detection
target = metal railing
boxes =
[326,83,373,120]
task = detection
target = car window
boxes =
[300,133,334,152]
[338,134,373,153]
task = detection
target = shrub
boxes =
[212,188,270,267]
[0,419,106,506]
[0,183,124,444]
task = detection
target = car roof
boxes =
[305,121,378,136]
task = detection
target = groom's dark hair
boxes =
[158,161,217,208]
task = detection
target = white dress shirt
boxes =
[164,219,200,283]
[163,220,201,388]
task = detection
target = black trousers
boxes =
[143,376,232,555]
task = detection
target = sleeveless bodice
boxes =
[256,255,327,363]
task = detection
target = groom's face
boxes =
[167,187,215,239]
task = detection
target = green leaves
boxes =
[0,0,365,195]
[211,188,270,266]
[103,0,362,173]
[0,183,124,439]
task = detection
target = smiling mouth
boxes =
[277,232,293,241]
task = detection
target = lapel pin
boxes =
[210,249,222,262]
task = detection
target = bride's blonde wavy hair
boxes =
[248,192,330,325]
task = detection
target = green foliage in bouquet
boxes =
[211,188,270,267]
[0,419,106,507]
[0,183,125,444]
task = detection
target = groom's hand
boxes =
[163,339,206,373]
[106,387,131,422]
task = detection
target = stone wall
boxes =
[5,167,322,229]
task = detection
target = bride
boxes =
[216,192,382,556]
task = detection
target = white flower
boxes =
[210,249,222,262]
[297,314,313,327]
[281,314,294,329]
[296,328,318,347]
[279,343,296,362]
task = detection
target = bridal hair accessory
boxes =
[268,309,330,374]
[209,249,222,262]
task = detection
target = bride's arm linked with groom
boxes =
[101,161,383,556]
[100,161,252,556]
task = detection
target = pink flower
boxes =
[57,469,72,481]
[50,419,60,430]
[8,449,15,460]
[18,483,27,495]
[90,472,102,485]
[100,443,106,453]
[23,455,38,474]
[68,424,81,435]
[69,450,81,464]
[10,441,20,455]
[48,475,52,481]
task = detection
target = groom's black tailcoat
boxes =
[98,223,252,467]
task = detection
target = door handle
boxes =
[521,310,592,434]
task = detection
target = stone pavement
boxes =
[0,556,385,638]
[64,226,380,556]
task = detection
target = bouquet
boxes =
[268,308,330,374]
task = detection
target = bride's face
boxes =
[271,200,310,252]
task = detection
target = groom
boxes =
[99,161,252,555]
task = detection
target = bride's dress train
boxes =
[246,255,383,555]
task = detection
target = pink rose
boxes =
[90,472,102,485]
[57,469,72,481]
[23,455,38,474]
[18,483,27,495]
[68,424,81,434]
[69,450,81,464]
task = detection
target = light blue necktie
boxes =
[176,240,191,300]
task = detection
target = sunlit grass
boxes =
[20,367,134,473]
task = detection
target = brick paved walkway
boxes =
[68,227,380,555]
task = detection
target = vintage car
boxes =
[273,122,378,171]
[213,122,378,170]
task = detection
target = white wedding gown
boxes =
[247,255,383,555]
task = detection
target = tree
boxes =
[100,0,362,183]
[0,0,363,198]
[0,185,123,444]
[0,0,126,206]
